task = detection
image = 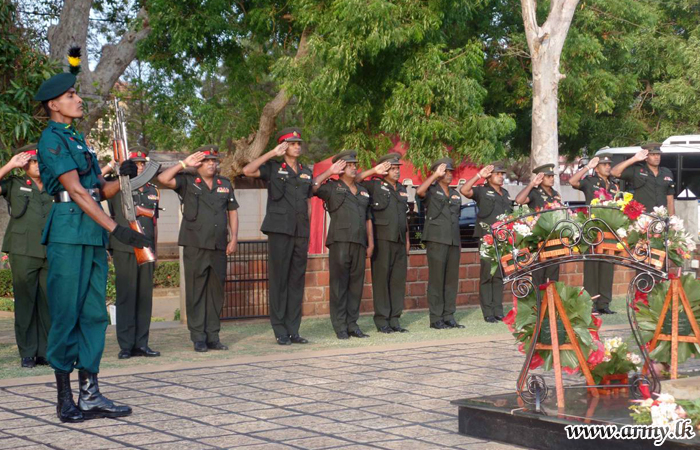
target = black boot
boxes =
[78,371,132,419]
[55,372,84,423]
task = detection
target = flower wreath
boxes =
[503,281,603,374]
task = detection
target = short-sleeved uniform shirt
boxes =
[574,174,620,205]
[108,182,159,253]
[362,179,409,243]
[315,179,371,247]
[258,160,313,237]
[0,176,53,258]
[526,186,562,210]
[37,120,108,246]
[471,184,512,237]
[421,184,461,246]
[620,163,675,212]
[174,173,238,251]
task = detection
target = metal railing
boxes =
[222,240,269,320]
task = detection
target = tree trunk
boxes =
[47,1,151,136]
[220,29,310,179]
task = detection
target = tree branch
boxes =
[520,0,540,49]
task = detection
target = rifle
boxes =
[111,98,160,265]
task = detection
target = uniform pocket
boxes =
[374,218,389,226]
[372,193,390,211]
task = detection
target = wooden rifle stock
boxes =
[129,220,157,265]
[135,206,155,218]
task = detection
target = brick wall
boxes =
[301,249,639,317]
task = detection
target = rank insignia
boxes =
[300,173,311,179]
[217,187,230,193]
[400,192,408,197]
[360,191,369,197]
[451,195,460,200]
[148,195,158,201]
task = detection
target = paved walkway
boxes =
[0,334,527,450]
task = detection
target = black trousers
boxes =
[267,233,308,338]
[9,254,50,358]
[479,258,504,318]
[328,242,366,333]
[371,240,407,329]
[426,242,460,324]
[532,265,560,289]
[113,250,154,351]
[183,246,226,343]
[585,261,614,309]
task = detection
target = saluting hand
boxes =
[226,239,238,255]
[184,152,205,168]
[479,165,494,179]
[271,142,289,157]
[374,161,391,176]
[531,172,545,187]
[435,163,447,178]
[633,149,649,162]
[10,152,31,169]
[330,160,346,175]
[587,157,599,170]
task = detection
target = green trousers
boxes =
[46,243,109,374]
[328,242,366,334]
[113,250,154,351]
[9,254,50,358]
[371,240,407,329]
[584,261,614,309]
[267,233,308,339]
[479,258,504,318]
[426,242,460,324]
[183,246,226,344]
[532,266,560,289]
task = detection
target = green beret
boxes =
[641,142,662,154]
[490,165,507,174]
[128,145,149,162]
[195,145,219,159]
[33,73,76,102]
[13,143,38,160]
[597,154,613,164]
[276,127,303,143]
[332,150,358,163]
[430,157,454,172]
[377,152,402,166]
[533,163,555,175]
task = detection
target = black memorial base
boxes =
[452,386,700,450]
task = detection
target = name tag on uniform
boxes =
[278,170,288,175]
[381,185,390,191]
[148,194,158,200]
[300,174,310,179]
[436,190,445,196]
[400,192,408,197]
[360,191,369,197]
[217,187,230,193]
[192,183,202,190]
[76,145,83,149]
[639,170,648,176]
[486,191,495,196]
[20,187,31,192]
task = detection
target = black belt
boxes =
[54,188,101,203]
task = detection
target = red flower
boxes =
[590,329,600,342]
[575,207,588,214]
[633,291,649,312]
[195,177,201,183]
[217,179,222,185]
[507,235,514,245]
[503,308,517,332]
[492,221,504,229]
[591,314,602,329]
[594,188,612,201]
[529,353,544,370]
[539,281,552,291]
[623,200,645,220]
[483,234,494,245]
[587,340,605,366]
[638,384,652,399]
[563,366,580,375]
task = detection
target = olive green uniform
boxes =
[315,180,371,334]
[38,120,110,374]
[421,184,461,325]
[1,175,53,359]
[575,174,620,309]
[174,173,238,344]
[620,163,675,213]
[107,183,159,352]
[259,160,313,339]
[363,179,409,329]
[473,185,512,319]
[524,186,562,287]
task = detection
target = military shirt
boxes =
[0,176,53,258]
[421,184,461,246]
[37,120,108,246]
[621,163,675,212]
[362,179,408,243]
[259,160,313,237]
[575,174,620,205]
[526,186,562,210]
[315,179,371,247]
[174,173,238,251]
[471,184,512,237]
[107,182,159,253]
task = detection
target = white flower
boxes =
[626,352,642,366]
[634,215,653,233]
[669,216,685,232]
[513,222,532,237]
[616,228,627,238]
[653,206,668,217]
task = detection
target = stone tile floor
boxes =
[0,336,529,450]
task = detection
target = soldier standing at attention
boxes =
[158,146,239,352]
[611,143,675,215]
[313,150,373,339]
[243,128,312,345]
[461,165,512,323]
[569,155,620,314]
[34,59,149,422]
[104,146,161,358]
[514,163,562,287]
[357,153,410,333]
[0,144,53,368]
[416,158,465,330]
